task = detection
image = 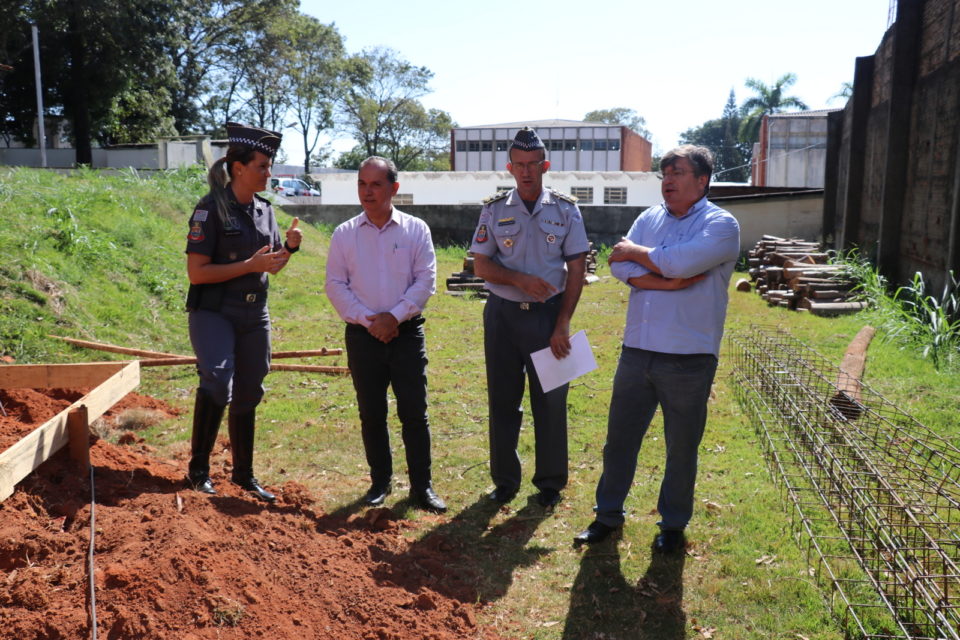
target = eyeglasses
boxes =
[660,169,691,179]
[511,161,544,172]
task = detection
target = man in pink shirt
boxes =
[325,156,446,513]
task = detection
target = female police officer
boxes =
[184,122,302,502]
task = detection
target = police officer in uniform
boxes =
[470,126,590,508]
[184,122,303,503]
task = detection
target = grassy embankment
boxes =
[1,166,956,639]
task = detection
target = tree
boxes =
[679,90,751,183]
[336,47,453,170]
[285,14,345,174]
[739,73,809,144]
[829,81,853,104]
[583,107,651,139]
[165,0,297,134]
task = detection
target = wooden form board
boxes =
[0,361,140,501]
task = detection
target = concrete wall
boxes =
[317,170,663,207]
[714,191,825,249]
[1,140,205,169]
[282,190,822,251]
[826,0,960,291]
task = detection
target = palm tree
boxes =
[738,73,809,143]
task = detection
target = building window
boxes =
[570,187,593,203]
[455,141,466,152]
[608,139,621,151]
[604,187,627,205]
[580,140,594,151]
[548,139,564,151]
[393,193,414,206]
[481,140,492,151]
[594,140,608,151]
[564,140,577,151]
[468,141,480,152]
[495,141,509,151]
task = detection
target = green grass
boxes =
[2,167,957,638]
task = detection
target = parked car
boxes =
[270,177,319,197]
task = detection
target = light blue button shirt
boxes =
[610,197,740,357]
[325,208,437,327]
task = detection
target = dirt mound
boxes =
[0,391,507,639]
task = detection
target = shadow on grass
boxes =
[369,493,553,602]
[562,534,687,640]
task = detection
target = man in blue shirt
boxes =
[574,145,740,552]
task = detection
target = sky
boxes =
[286,0,893,164]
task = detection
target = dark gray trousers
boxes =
[188,298,271,415]
[483,294,568,493]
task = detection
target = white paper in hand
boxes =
[530,330,598,393]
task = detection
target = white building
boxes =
[316,170,663,207]
[451,119,653,172]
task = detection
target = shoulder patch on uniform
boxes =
[192,209,208,222]
[188,221,205,243]
[482,189,511,205]
[550,189,578,204]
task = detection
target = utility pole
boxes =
[32,25,47,168]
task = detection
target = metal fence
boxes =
[729,325,960,639]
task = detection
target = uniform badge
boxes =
[503,237,514,248]
[188,222,205,243]
[546,234,557,244]
[497,217,516,226]
[476,224,488,243]
[229,252,237,260]
[192,209,208,222]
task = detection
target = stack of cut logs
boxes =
[742,235,867,316]
[445,254,488,297]
[446,243,600,297]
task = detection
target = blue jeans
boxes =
[594,347,718,530]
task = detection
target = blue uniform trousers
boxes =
[594,347,718,531]
[483,293,568,493]
[188,297,271,415]
[345,317,432,490]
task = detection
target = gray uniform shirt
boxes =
[469,188,590,302]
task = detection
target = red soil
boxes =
[0,390,507,639]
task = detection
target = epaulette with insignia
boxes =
[550,189,578,204]
[482,189,511,205]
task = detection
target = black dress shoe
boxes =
[187,474,216,495]
[535,488,562,508]
[412,486,447,513]
[488,486,518,504]
[363,483,392,506]
[573,521,617,545]
[234,477,276,503]
[654,530,686,554]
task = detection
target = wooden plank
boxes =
[0,361,139,501]
[49,335,181,359]
[67,405,90,469]
[0,361,128,389]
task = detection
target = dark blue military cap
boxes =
[225,122,282,158]
[511,126,545,152]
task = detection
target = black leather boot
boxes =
[187,389,225,494]
[228,410,275,503]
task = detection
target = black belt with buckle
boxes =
[492,293,559,311]
[226,290,267,303]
